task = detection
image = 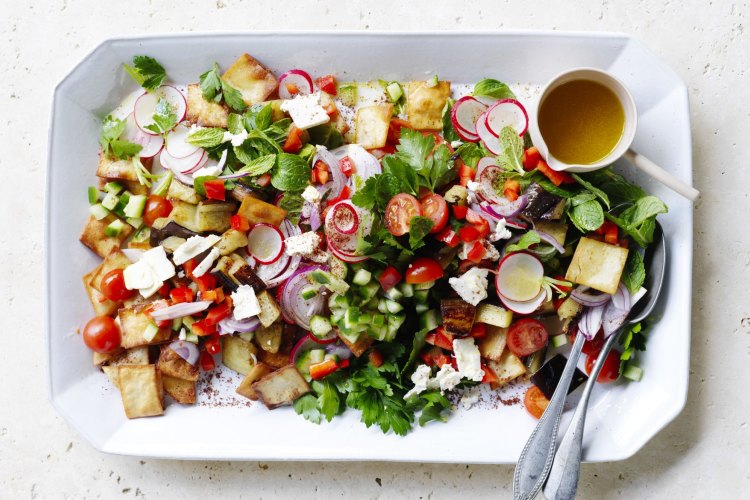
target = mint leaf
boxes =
[110,140,143,159]
[442,98,460,143]
[144,97,177,135]
[580,168,647,206]
[622,250,646,295]
[293,394,322,424]
[237,154,276,175]
[277,191,304,224]
[572,173,610,209]
[505,230,541,253]
[199,63,223,102]
[495,126,524,174]
[606,196,668,247]
[187,127,225,148]
[409,216,434,250]
[123,56,167,92]
[455,142,483,169]
[473,79,516,100]
[226,113,245,134]
[271,153,310,192]
[568,199,605,232]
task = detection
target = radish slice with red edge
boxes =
[451,96,486,141]
[159,148,206,174]
[475,111,502,155]
[484,98,529,137]
[332,202,359,235]
[121,113,164,159]
[495,252,544,302]
[278,69,314,100]
[247,223,284,264]
[498,288,547,315]
[166,124,200,158]
[133,86,187,135]
[257,220,303,288]
[505,218,529,230]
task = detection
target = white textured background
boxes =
[2,1,748,498]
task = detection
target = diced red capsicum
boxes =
[466,241,487,262]
[465,209,491,238]
[451,204,468,220]
[325,185,351,207]
[425,327,454,351]
[204,302,231,326]
[283,127,304,153]
[316,74,337,95]
[339,156,356,176]
[536,159,575,186]
[481,364,499,384]
[503,178,521,201]
[205,333,221,355]
[203,179,226,201]
[596,220,620,245]
[378,265,402,291]
[470,322,487,339]
[230,214,251,232]
[458,161,476,187]
[522,147,542,171]
[194,273,217,294]
[310,358,342,380]
[459,225,481,243]
[192,318,216,336]
[369,349,383,368]
[170,287,194,304]
[435,227,459,247]
[200,350,216,371]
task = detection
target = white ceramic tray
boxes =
[45,31,693,463]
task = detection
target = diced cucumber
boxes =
[623,364,644,382]
[383,286,403,301]
[414,281,435,290]
[386,81,403,102]
[338,329,361,345]
[338,83,358,107]
[172,318,182,331]
[296,348,326,376]
[384,314,406,341]
[426,75,439,87]
[89,203,110,221]
[101,191,119,210]
[131,225,150,243]
[182,315,196,331]
[104,181,124,194]
[104,219,127,238]
[331,308,345,323]
[352,268,372,286]
[185,333,199,344]
[358,281,380,301]
[415,303,430,314]
[239,331,254,342]
[385,299,403,314]
[398,282,414,298]
[418,309,441,332]
[368,325,388,341]
[413,289,430,304]
[142,323,159,342]
[126,217,143,228]
[329,293,349,309]
[124,194,147,218]
[366,297,379,310]
[301,285,319,300]
[112,192,130,217]
[371,314,385,327]
[343,307,360,330]
[309,269,349,294]
[87,186,100,205]
[551,334,568,348]
[310,315,333,339]
[377,298,388,313]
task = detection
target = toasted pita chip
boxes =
[82,267,118,316]
[118,307,171,349]
[109,346,150,366]
[157,344,199,381]
[406,80,450,130]
[88,249,133,294]
[221,335,257,375]
[236,362,273,401]
[254,322,282,354]
[102,365,120,387]
[186,84,228,127]
[80,215,133,259]
[93,348,122,367]
[117,365,164,418]
[252,365,310,409]
[162,374,196,404]
[337,329,373,357]
[222,54,278,106]
[487,349,527,390]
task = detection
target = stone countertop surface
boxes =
[1,1,748,498]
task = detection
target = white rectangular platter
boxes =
[46,31,693,463]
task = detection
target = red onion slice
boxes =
[325,342,353,360]
[332,145,382,190]
[602,284,633,338]
[150,301,212,321]
[280,265,328,330]
[314,147,346,203]
[570,286,612,308]
[290,335,324,365]
[578,304,606,340]
[218,316,261,335]
[169,340,200,366]
[534,229,566,254]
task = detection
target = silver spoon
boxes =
[543,222,667,500]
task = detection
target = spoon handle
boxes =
[513,334,585,500]
[543,331,620,500]
[624,149,699,201]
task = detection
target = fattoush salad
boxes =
[78,54,666,432]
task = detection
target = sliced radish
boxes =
[475,111,502,155]
[331,203,359,235]
[159,148,206,174]
[324,200,372,261]
[278,69,314,100]
[484,99,529,137]
[121,113,164,159]
[495,252,544,302]
[506,219,529,230]
[451,96,486,141]
[498,288,547,315]
[247,224,285,264]
[166,124,200,158]
[328,238,369,263]
[111,89,143,120]
[133,86,187,135]
[477,165,502,202]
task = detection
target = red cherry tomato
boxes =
[524,385,550,419]
[378,265,402,291]
[584,349,621,383]
[507,318,549,357]
[435,227,459,247]
[385,193,422,236]
[420,194,448,233]
[143,195,173,227]
[570,325,606,356]
[405,257,444,284]
[451,205,468,220]
[100,268,135,301]
[82,316,121,354]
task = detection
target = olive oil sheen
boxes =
[538,79,625,165]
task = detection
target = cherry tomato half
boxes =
[584,349,621,383]
[405,257,444,284]
[143,195,173,227]
[100,268,136,301]
[507,318,549,357]
[420,194,448,233]
[385,193,422,236]
[82,316,121,354]
[524,385,550,419]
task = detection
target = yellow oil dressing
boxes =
[538,79,625,165]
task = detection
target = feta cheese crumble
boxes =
[403,364,432,399]
[460,386,482,410]
[280,92,330,130]
[191,164,222,179]
[453,338,485,382]
[432,364,462,392]
[301,185,322,204]
[192,248,220,278]
[172,235,221,265]
[458,240,501,261]
[231,285,261,320]
[448,267,490,306]
[222,129,249,147]
[284,231,322,258]
[489,218,513,242]
[123,246,176,299]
